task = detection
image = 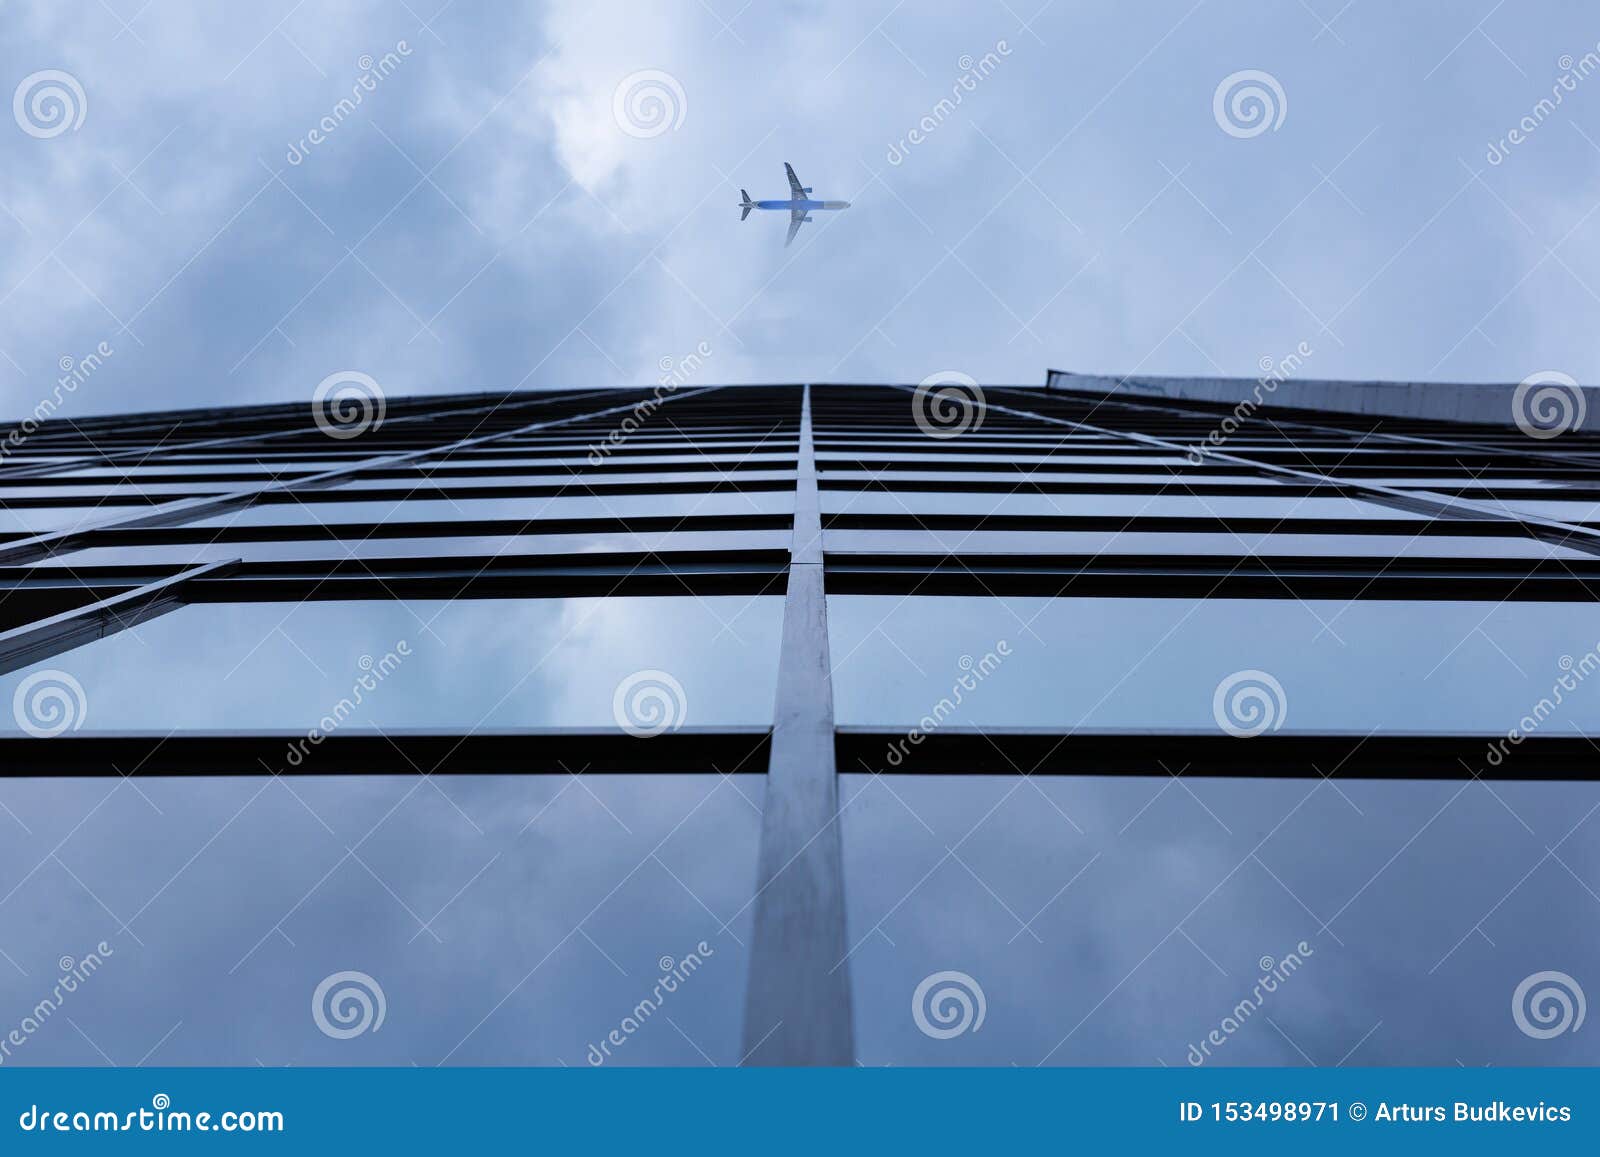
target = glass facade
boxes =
[0,773,762,1066]
[829,596,1600,733]
[0,381,1595,1068]
[0,597,784,733]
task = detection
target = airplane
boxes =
[739,163,851,247]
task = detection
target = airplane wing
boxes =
[785,162,805,199]
[785,208,807,248]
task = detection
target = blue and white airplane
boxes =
[739,163,851,247]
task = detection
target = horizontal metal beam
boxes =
[7,725,1586,780]
[824,552,1600,600]
[820,478,1376,497]
[0,550,792,602]
[821,512,1562,537]
[835,728,1600,780]
[37,513,794,547]
[0,728,772,777]
[818,476,1581,501]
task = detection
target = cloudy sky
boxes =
[3,0,1600,422]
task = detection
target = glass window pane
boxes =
[0,485,221,498]
[817,452,1197,467]
[1473,498,1600,522]
[425,453,796,469]
[0,506,125,535]
[343,471,795,490]
[824,529,1587,559]
[56,462,352,476]
[0,773,761,1065]
[0,596,783,732]
[829,595,1600,733]
[821,470,1290,487]
[31,529,790,568]
[186,492,794,528]
[1361,477,1568,489]
[841,774,1600,1064]
[822,493,1423,519]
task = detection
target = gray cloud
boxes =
[3,1,1599,424]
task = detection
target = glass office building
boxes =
[0,376,1595,1067]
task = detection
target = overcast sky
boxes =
[4,0,1600,421]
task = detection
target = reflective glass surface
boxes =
[1476,498,1600,522]
[423,453,795,469]
[824,529,1588,559]
[0,485,220,497]
[822,493,1423,519]
[0,507,126,535]
[30,529,790,568]
[0,597,783,732]
[0,774,762,1064]
[343,470,795,490]
[186,492,794,528]
[821,470,1291,487]
[57,462,354,476]
[841,774,1600,1065]
[829,596,1600,733]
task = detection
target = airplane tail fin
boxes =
[739,189,753,221]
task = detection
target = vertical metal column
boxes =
[742,384,854,1065]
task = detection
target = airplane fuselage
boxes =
[753,199,851,211]
[742,166,848,245]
